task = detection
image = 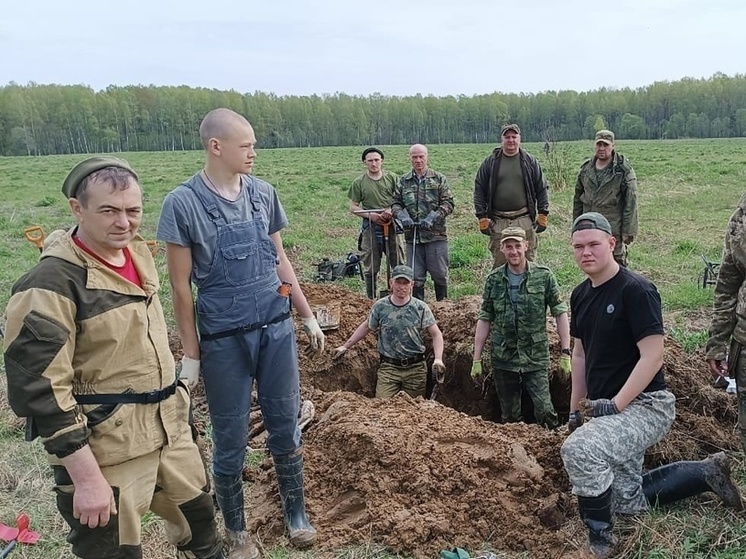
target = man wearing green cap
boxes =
[471,226,570,428]
[562,212,741,558]
[474,123,549,268]
[333,265,446,398]
[3,157,224,558]
[573,129,638,267]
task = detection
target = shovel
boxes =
[378,219,392,298]
[353,208,386,299]
[0,513,41,557]
[23,226,46,253]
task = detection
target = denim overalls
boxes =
[187,177,301,476]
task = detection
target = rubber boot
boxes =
[213,474,259,559]
[412,285,425,301]
[434,283,448,301]
[643,451,743,510]
[274,452,317,548]
[577,487,617,558]
[364,274,375,300]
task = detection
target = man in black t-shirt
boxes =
[561,212,743,558]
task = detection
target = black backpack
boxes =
[316,253,362,281]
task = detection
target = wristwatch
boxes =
[561,348,571,356]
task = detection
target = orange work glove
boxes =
[478,218,491,236]
[535,213,548,233]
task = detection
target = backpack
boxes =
[316,253,362,282]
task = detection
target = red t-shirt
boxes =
[73,236,143,288]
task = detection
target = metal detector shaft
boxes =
[410,223,418,287]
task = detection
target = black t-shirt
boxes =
[570,267,666,400]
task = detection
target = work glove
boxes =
[332,345,348,360]
[478,218,492,236]
[559,354,571,378]
[419,211,440,231]
[179,356,201,389]
[623,235,634,245]
[568,411,584,433]
[579,397,619,418]
[397,211,415,229]
[432,359,446,383]
[535,213,548,233]
[302,316,325,354]
[470,360,483,379]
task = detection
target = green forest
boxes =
[2,72,746,156]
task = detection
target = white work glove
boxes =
[432,359,446,383]
[179,357,200,389]
[333,345,348,360]
[302,316,325,354]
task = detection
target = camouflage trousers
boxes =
[613,236,629,267]
[493,368,558,428]
[729,340,746,450]
[360,225,405,279]
[561,390,675,515]
[375,361,427,399]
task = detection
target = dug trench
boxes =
[174,283,741,558]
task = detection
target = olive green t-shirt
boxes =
[348,171,399,210]
[491,154,527,214]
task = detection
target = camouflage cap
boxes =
[500,226,526,243]
[62,156,138,198]
[501,123,521,136]
[572,212,612,235]
[594,129,615,145]
[391,265,414,281]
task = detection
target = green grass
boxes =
[2,138,746,558]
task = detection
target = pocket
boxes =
[221,240,277,285]
[87,404,136,466]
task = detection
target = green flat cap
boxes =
[572,212,612,235]
[61,156,138,198]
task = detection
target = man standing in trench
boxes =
[157,108,324,558]
[562,212,742,558]
[4,156,224,559]
[348,147,405,299]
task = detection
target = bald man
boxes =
[157,108,321,558]
[392,144,455,301]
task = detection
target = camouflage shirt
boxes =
[707,192,746,359]
[479,262,568,372]
[369,296,436,359]
[573,151,638,238]
[392,168,455,243]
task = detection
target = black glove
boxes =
[420,211,440,231]
[397,211,414,229]
[568,410,584,433]
[579,398,619,418]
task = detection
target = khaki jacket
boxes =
[3,231,189,467]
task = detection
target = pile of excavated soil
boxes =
[176,283,740,558]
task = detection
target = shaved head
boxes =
[199,108,253,149]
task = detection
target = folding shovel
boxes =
[0,513,41,557]
[23,225,46,253]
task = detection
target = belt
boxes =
[380,354,425,367]
[74,379,178,405]
[492,207,530,219]
[200,311,291,341]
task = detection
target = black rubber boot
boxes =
[364,274,375,300]
[274,452,317,548]
[577,487,617,558]
[213,474,259,559]
[434,283,448,301]
[412,285,425,300]
[643,451,743,510]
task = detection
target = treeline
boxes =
[2,73,746,156]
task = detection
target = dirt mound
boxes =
[182,283,739,557]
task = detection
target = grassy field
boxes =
[1,139,745,558]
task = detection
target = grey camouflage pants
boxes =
[560,390,675,514]
[406,239,449,288]
[729,340,746,450]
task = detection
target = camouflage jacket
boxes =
[392,168,455,243]
[368,296,437,359]
[478,262,568,372]
[3,231,189,467]
[707,192,746,359]
[573,151,638,238]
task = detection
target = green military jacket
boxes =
[573,151,638,238]
[392,168,455,243]
[707,191,746,359]
[479,262,568,372]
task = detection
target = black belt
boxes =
[74,380,178,405]
[492,210,530,219]
[201,311,291,341]
[380,354,425,367]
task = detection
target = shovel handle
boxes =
[23,226,45,252]
[144,240,159,257]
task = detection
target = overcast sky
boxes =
[2,0,744,97]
